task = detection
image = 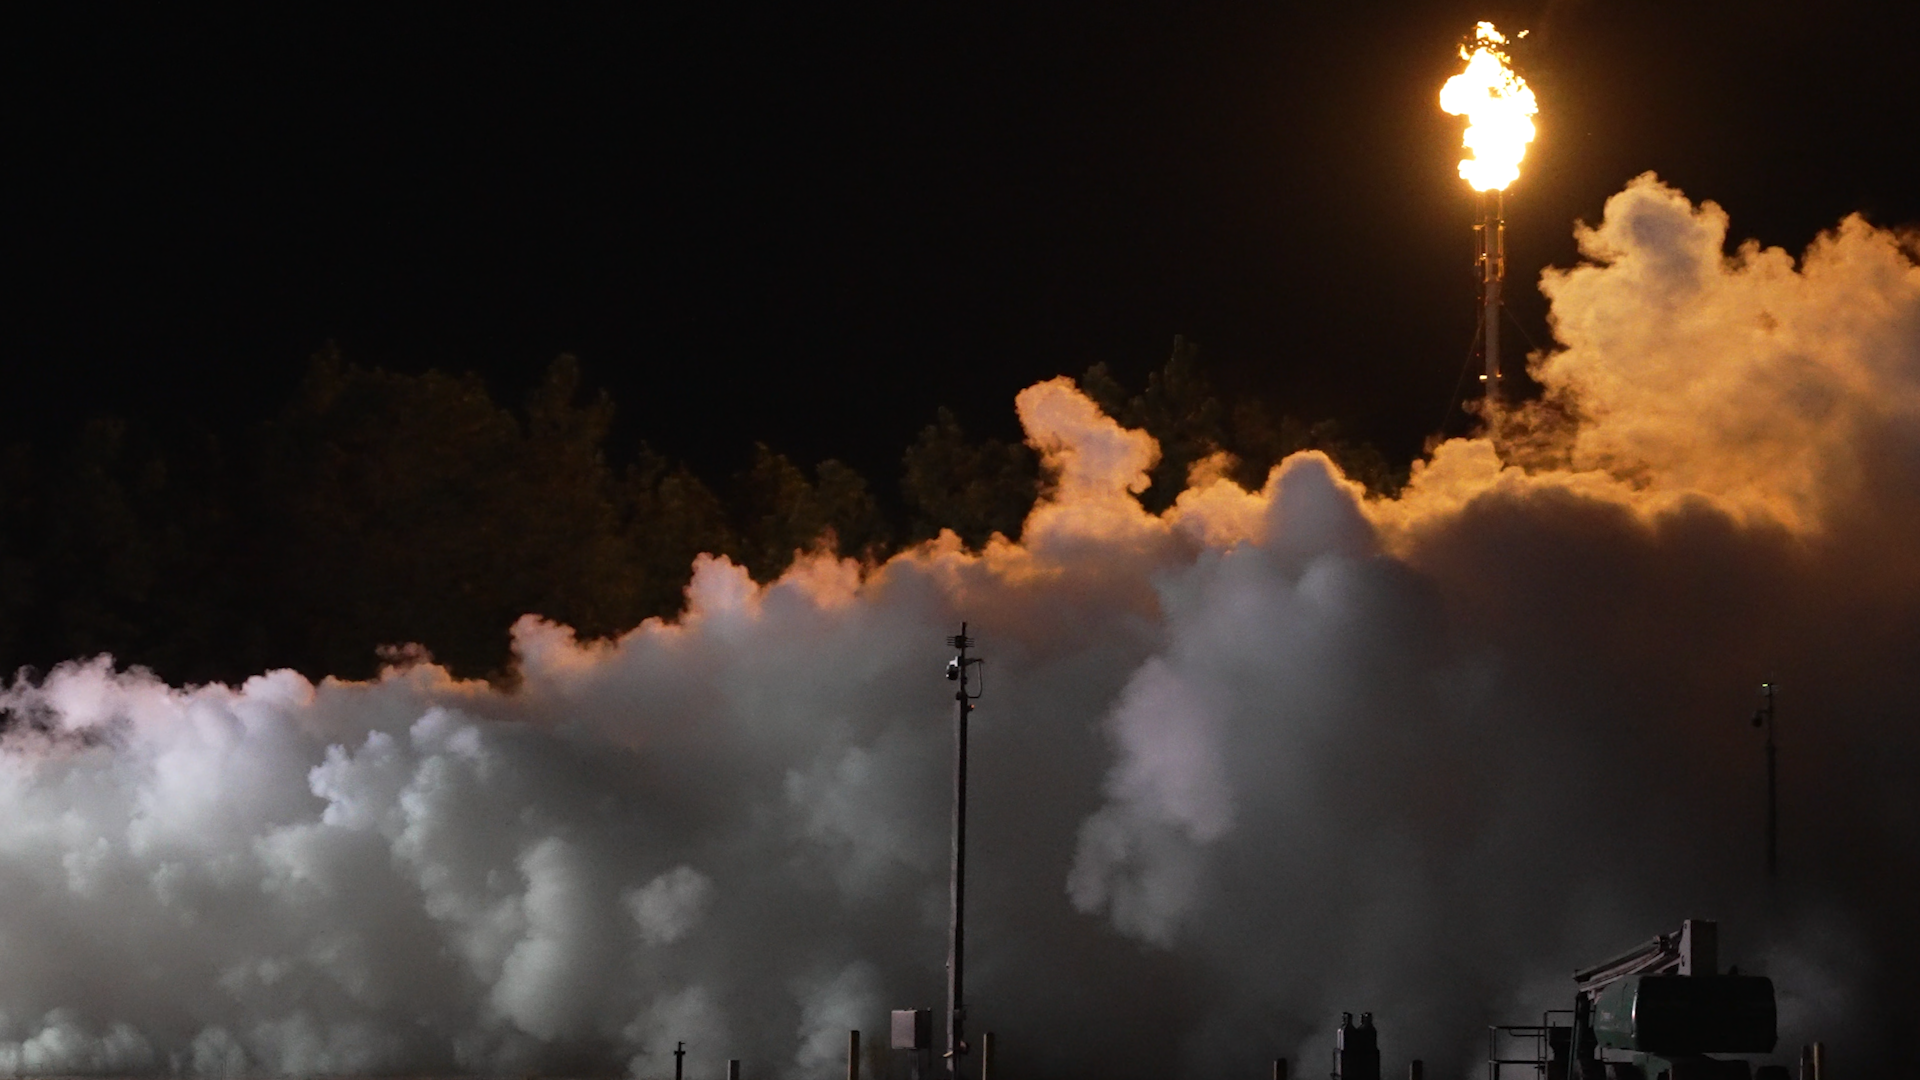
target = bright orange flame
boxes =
[1439,22,1537,192]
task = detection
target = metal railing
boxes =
[1487,1011,1572,1080]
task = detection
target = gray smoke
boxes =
[2,175,1916,1078]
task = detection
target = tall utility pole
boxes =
[1477,187,1507,407]
[943,625,982,1080]
[1752,682,1778,878]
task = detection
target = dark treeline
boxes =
[0,340,1400,684]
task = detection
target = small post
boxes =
[726,1060,740,1080]
[981,1032,994,1080]
[1408,1062,1423,1080]
[675,1042,686,1080]
[1272,1057,1288,1080]
[1753,683,1779,878]
[848,1031,860,1080]
[1811,1041,1825,1080]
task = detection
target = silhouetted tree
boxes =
[900,407,1038,547]
[0,418,239,682]
[729,445,889,581]
[1225,399,1402,496]
[618,447,737,618]
[1084,336,1404,502]
[1080,335,1232,512]
[0,339,1402,685]
[251,349,641,678]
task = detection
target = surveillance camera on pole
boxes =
[942,623,983,1080]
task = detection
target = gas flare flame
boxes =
[1439,22,1537,191]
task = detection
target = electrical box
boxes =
[891,1009,932,1051]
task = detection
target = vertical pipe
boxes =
[1767,734,1778,877]
[982,1032,994,1080]
[1767,686,1779,879]
[1409,1062,1423,1080]
[1812,1041,1824,1080]
[848,1031,860,1080]
[675,1042,685,1080]
[727,1060,740,1080]
[1483,189,1505,407]
[1758,682,1778,878]
[1272,1058,1288,1080]
[946,625,971,1080]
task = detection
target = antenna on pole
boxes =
[1751,682,1778,878]
[942,623,983,1080]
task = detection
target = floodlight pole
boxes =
[943,624,981,1080]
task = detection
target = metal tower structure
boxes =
[1477,188,1507,407]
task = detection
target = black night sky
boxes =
[11,1,1919,481]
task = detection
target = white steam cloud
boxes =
[2,175,1917,1077]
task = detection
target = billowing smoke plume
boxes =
[3,175,1916,1077]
